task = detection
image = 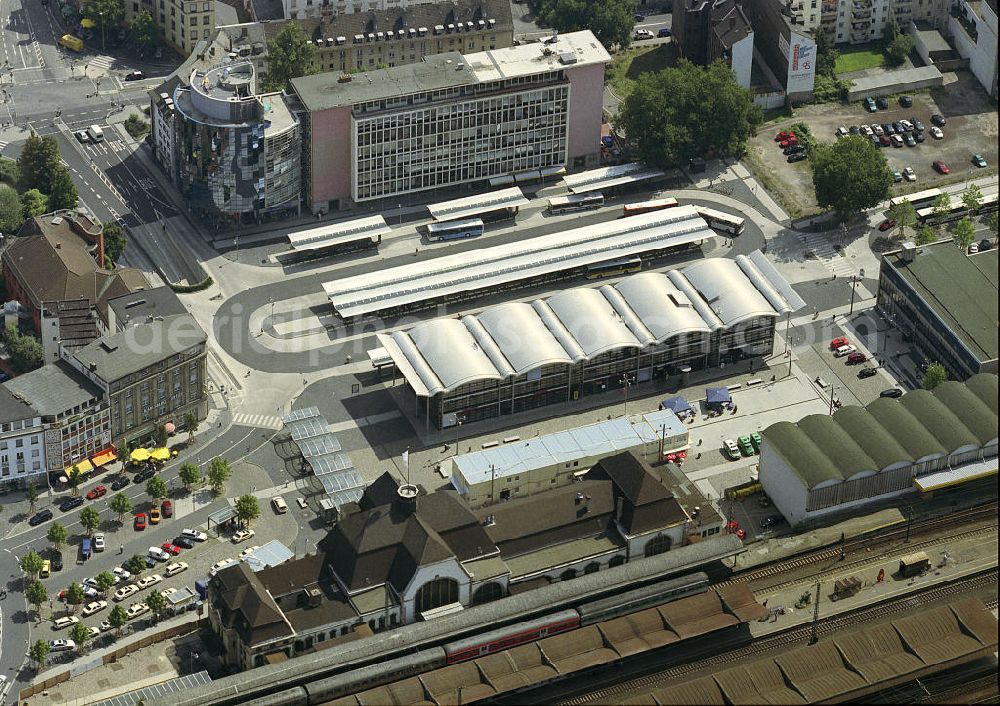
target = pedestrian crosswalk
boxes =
[0,141,8,153]
[800,231,858,277]
[232,413,283,430]
[88,55,115,71]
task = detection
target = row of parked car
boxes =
[723,432,762,461]
[774,130,807,163]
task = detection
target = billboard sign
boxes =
[784,31,816,94]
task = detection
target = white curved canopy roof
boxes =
[545,287,641,358]
[681,258,780,327]
[614,272,713,343]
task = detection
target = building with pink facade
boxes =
[292,30,610,213]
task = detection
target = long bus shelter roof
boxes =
[287,215,390,253]
[282,406,364,510]
[562,162,666,194]
[323,206,714,319]
[427,187,530,222]
[376,251,804,398]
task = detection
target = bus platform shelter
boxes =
[427,187,530,223]
[563,162,667,194]
[284,215,390,260]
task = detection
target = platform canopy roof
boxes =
[427,187,529,222]
[562,162,666,194]
[282,406,364,510]
[287,215,390,253]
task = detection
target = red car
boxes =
[878,219,897,231]
[932,160,950,174]
[779,137,799,148]
[161,543,181,555]
[161,500,173,518]
[134,513,147,531]
[847,351,868,365]
[85,485,107,500]
[830,337,849,350]
[774,130,795,142]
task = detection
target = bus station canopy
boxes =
[287,216,390,253]
[281,406,364,510]
[562,162,666,194]
[427,187,529,222]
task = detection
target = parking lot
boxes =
[752,71,999,215]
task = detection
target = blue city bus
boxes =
[427,218,486,242]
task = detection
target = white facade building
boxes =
[0,387,46,489]
[948,0,998,96]
[282,0,419,20]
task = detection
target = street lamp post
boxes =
[848,268,866,316]
[99,12,105,52]
[620,372,634,417]
[828,385,838,415]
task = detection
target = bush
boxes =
[812,74,849,103]
[0,157,19,188]
[883,35,913,67]
[124,114,149,139]
[170,276,214,293]
[0,183,24,233]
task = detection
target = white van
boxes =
[833,344,857,358]
[147,546,169,562]
[87,124,105,142]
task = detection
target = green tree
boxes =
[178,462,202,490]
[20,187,48,219]
[29,639,51,669]
[82,0,125,37]
[47,166,79,211]
[884,34,914,67]
[68,468,82,497]
[103,221,128,265]
[922,362,947,389]
[25,580,47,619]
[109,492,132,523]
[95,571,117,596]
[952,217,976,249]
[47,522,68,550]
[16,134,61,192]
[145,589,167,623]
[814,30,839,78]
[126,554,147,578]
[915,224,937,245]
[235,494,261,528]
[153,424,169,448]
[27,483,39,515]
[961,183,984,212]
[207,457,232,495]
[0,183,24,233]
[70,621,93,651]
[146,475,168,502]
[616,59,762,168]
[812,136,893,221]
[128,8,158,53]
[888,200,917,240]
[931,193,953,219]
[20,549,44,579]
[65,581,86,611]
[537,0,635,50]
[79,506,101,536]
[263,23,317,92]
[3,324,43,373]
[108,604,128,636]
[183,412,198,442]
[988,211,999,235]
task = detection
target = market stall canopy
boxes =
[706,387,732,405]
[66,459,93,476]
[660,396,693,417]
[151,447,171,461]
[164,422,176,434]
[91,448,117,467]
[130,448,152,462]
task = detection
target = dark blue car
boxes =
[657,27,671,37]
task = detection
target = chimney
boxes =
[900,241,917,263]
[395,483,418,516]
[306,587,321,608]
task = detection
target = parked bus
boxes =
[548,193,604,214]
[426,218,485,242]
[916,192,998,225]
[889,188,943,210]
[585,256,642,279]
[622,198,679,217]
[695,206,745,235]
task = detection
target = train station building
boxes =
[207,450,722,669]
[376,251,805,430]
[759,373,998,526]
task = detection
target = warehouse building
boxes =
[876,240,998,380]
[377,251,804,429]
[760,374,998,526]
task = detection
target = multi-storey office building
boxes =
[126,0,216,56]
[172,61,302,222]
[293,30,609,212]
[0,387,45,490]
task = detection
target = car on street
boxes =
[972,154,987,168]
[232,529,255,543]
[779,137,798,148]
[136,574,163,589]
[880,388,904,398]
[775,130,795,141]
[54,615,80,629]
[112,566,131,581]
[174,536,195,549]
[126,602,150,619]
[633,11,646,20]
[912,119,924,132]
[830,337,849,350]
[930,113,946,126]
[110,476,129,491]
[932,160,951,174]
[876,96,889,110]
[113,584,139,602]
[904,133,916,147]
[929,126,943,139]
[209,559,238,577]
[85,485,107,500]
[722,439,741,461]
[74,130,89,143]
[82,600,108,617]
[154,47,163,60]
[878,219,897,231]
[891,134,904,147]
[29,509,53,526]
[149,507,162,524]
[148,546,170,562]
[783,144,805,155]
[858,367,878,379]
[239,545,260,560]
[161,500,173,518]
[899,95,913,107]
[787,153,807,163]
[847,351,868,364]
[93,533,105,552]
[834,344,857,357]
[165,561,189,577]
[759,514,784,529]
[181,528,208,542]
[892,170,903,182]
[123,70,144,81]
[634,28,654,39]
[161,543,181,555]
[134,513,146,531]
[61,496,84,511]
[863,96,877,112]
[657,27,671,37]
[903,167,916,182]
[134,468,156,484]
[50,639,76,652]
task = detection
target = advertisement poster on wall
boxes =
[780,31,817,93]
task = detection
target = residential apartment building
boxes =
[262,0,512,75]
[5,360,113,476]
[781,0,947,44]
[126,0,216,56]
[672,0,755,88]
[292,30,609,212]
[279,0,438,20]
[63,313,208,446]
[0,387,45,489]
[947,0,998,96]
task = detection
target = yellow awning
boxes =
[151,447,171,461]
[65,459,94,476]
[80,17,96,27]
[91,450,117,467]
[130,448,152,462]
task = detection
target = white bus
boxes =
[548,192,605,214]
[889,188,943,210]
[426,218,485,242]
[695,206,745,235]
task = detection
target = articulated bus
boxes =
[916,192,998,226]
[695,206,746,236]
[585,256,643,279]
[889,188,943,210]
[622,198,679,217]
[427,218,485,242]
[548,193,605,214]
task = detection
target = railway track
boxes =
[559,569,998,705]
